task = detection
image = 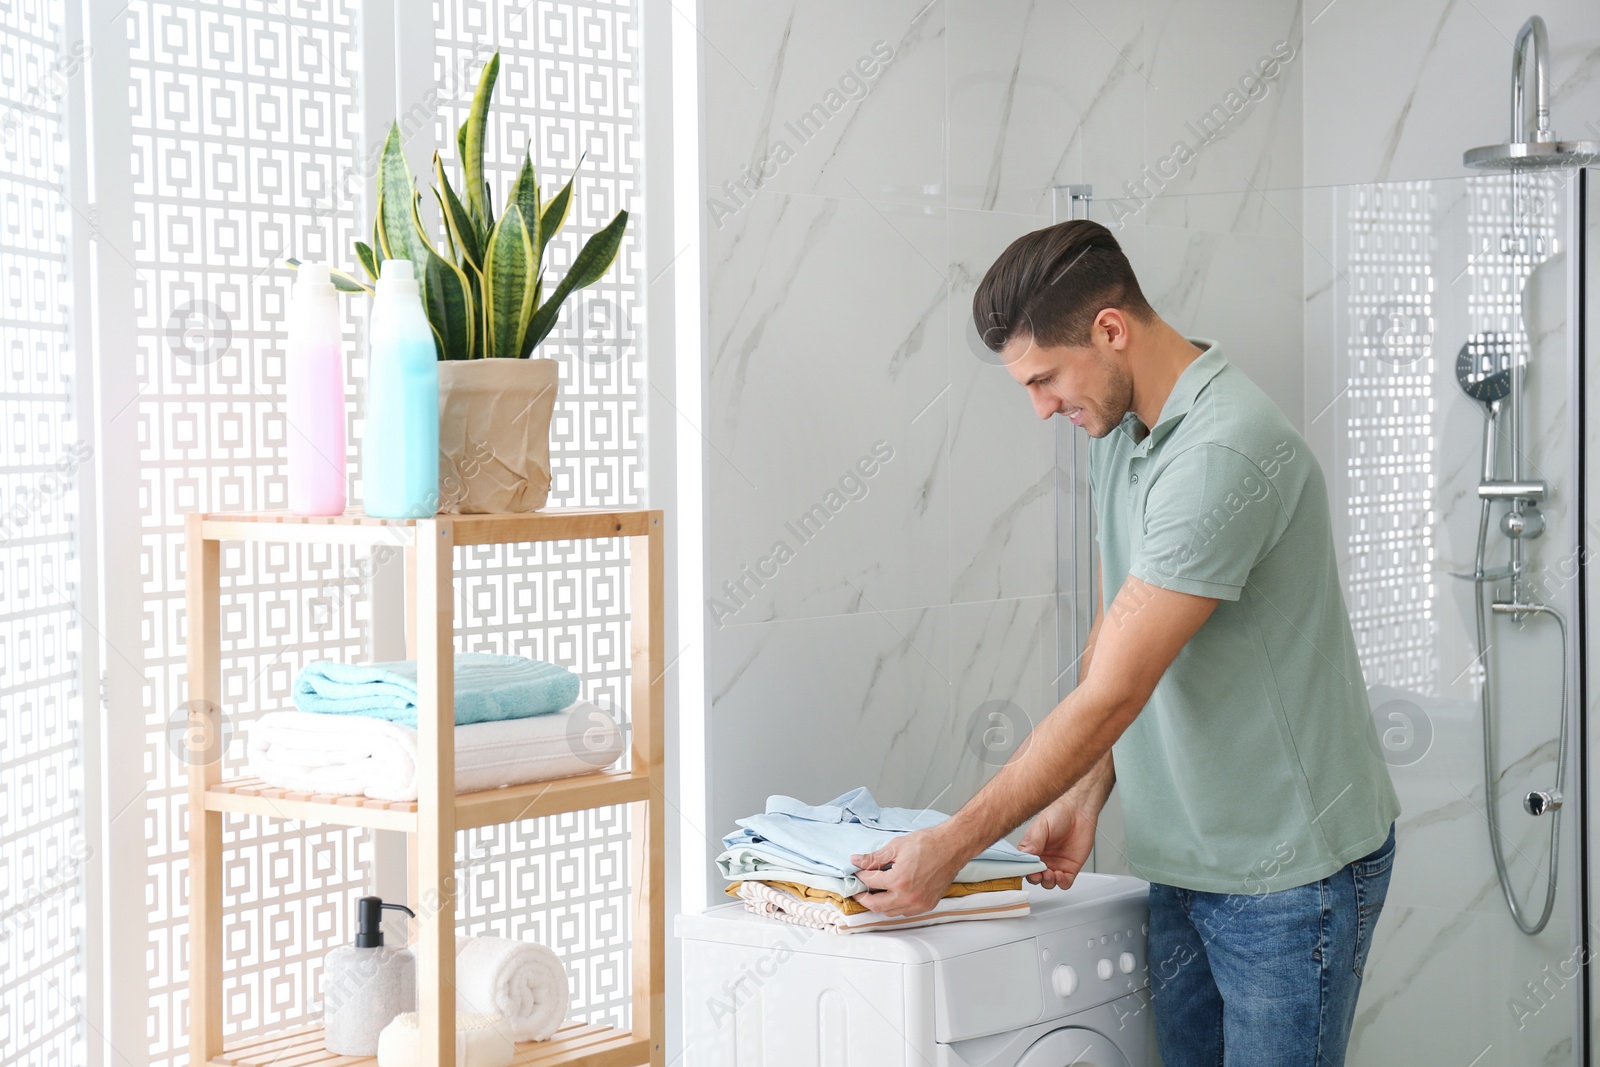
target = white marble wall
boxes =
[698,0,1308,883]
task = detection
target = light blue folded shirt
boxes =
[716,843,1045,897]
[720,787,1048,887]
[292,653,580,728]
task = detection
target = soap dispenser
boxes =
[322,896,417,1056]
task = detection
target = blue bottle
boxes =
[364,260,439,518]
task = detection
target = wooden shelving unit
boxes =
[184,507,665,1067]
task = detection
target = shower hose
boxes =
[1470,493,1569,936]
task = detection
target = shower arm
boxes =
[1511,16,1554,144]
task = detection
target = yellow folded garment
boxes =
[725,875,1024,916]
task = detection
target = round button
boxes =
[1131,473,1140,483]
[1052,964,1079,998]
[1119,951,1136,974]
[1097,958,1114,981]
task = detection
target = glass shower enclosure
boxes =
[1056,169,1594,1062]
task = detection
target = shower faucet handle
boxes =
[1478,479,1546,501]
[1501,504,1544,540]
[1524,789,1562,817]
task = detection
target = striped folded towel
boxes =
[734,880,1030,934]
[291,653,579,727]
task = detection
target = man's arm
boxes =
[944,573,1217,866]
[852,573,1216,913]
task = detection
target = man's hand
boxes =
[1017,794,1098,890]
[849,825,969,917]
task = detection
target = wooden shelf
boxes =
[199,507,658,547]
[205,768,653,832]
[185,509,666,1066]
[210,1020,650,1067]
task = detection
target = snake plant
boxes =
[304,53,629,360]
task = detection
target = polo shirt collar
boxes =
[1123,337,1224,453]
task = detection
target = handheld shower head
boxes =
[1455,332,1516,406]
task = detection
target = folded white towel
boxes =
[376,1010,515,1067]
[245,699,624,801]
[454,935,570,1042]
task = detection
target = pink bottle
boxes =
[286,264,348,515]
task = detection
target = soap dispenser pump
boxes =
[322,896,417,1056]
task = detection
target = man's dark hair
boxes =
[972,220,1156,352]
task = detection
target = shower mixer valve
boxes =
[1501,502,1544,540]
[1524,789,1562,817]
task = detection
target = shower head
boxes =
[1455,332,1516,406]
[1463,16,1600,171]
[1463,140,1600,170]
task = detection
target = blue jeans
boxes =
[1147,824,1396,1066]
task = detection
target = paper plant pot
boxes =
[437,358,558,514]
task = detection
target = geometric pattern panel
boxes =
[125,3,373,1064]
[1342,181,1437,691]
[456,805,633,1028]
[0,0,87,1064]
[433,0,643,1029]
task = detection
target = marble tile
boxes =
[1100,182,1307,237]
[704,606,954,873]
[705,191,950,623]
[704,597,1066,858]
[1142,0,1303,200]
[945,595,1059,813]
[1349,900,1583,1065]
[701,0,946,210]
[704,592,1059,879]
[1116,223,1306,426]
[945,0,1146,215]
[946,207,1058,605]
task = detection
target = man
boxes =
[849,220,1400,1065]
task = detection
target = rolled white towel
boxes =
[375,1010,515,1067]
[454,935,570,1042]
[245,699,625,801]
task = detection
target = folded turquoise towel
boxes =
[292,654,580,728]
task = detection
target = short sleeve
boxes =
[1130,444,1287,601]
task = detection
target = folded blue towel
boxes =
[292,654,580,728]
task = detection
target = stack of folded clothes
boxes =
[717,787,1047,934]
[245,653,625,800]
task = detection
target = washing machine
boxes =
[676,872,1157,1066]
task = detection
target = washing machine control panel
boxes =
[1035,915,1149,1021]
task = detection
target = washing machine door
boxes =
[1014,1027,1133,1067]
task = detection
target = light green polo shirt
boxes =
[1089,338,1400,894]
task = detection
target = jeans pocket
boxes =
[1350,827,1396,977]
